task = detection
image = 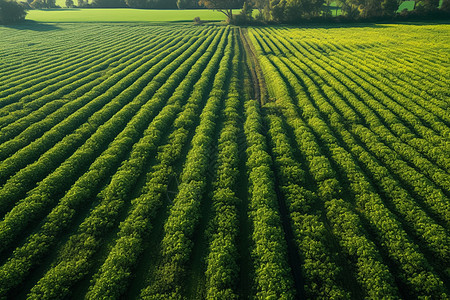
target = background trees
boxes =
[271,0,325,21]
[30,0,56,8]
[198,0,243,22]
[0,0,27,24]
[92,0,126,7]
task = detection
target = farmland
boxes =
[25,9,240,23]
[0,21,449,299]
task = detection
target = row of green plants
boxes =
[271,39,450,262]
[265,28,450,227]
[0,33,133,107]
[291,32,450,143]
[204,31,242,299]
[0,32,176,158]
[0,25,161,83]
[0,27,193,120]
[0,28,174,120]
[0,24,167,74]
[322,42,450,169]
[0,28,221,298]
[243,99,295,299]
[264,110,352,299]
[274,38,450,262]
[0,29,179,129]
[85,27,229,299]
[333,42,450,117]
[273,27,447,98]
[251,28,448,297]
[255,45,399,298]
[0,33,205,250]
[139,28,234,299]
[0,33,192,216]
[25,28,223,300]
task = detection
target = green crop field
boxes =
[26,9,234,23]
[0,20,449,299]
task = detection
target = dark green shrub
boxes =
[0,0,27,24]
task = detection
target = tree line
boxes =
[2,0,449,25]
[247,0,449,22]
[18,0,244,9]
[0,0,27,24]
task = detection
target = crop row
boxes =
[85,27,229,299]
[0,25,171,86]
[243,99,295,299]
[204,31,242,299]
[251,27,449,298]
[291,32,450,139]
[256,50,399,298]
[0,28,188,129]
[264,108,352,299]
[139,28,234,299]
[0,33,194,216]
[252,28,450,225]
[24,28,224,300]
[276,52,450,261]
[0,32,179,157]
[0,31,208,249]
[269,28,450,226]
[0,26,224,298]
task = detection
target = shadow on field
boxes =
[5,20,61,31]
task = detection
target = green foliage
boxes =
[416,0,440,9]
[0,27,218,297]
[87,27,230,300]
[124,0,178,8]
[244,99,295,299]
[139,28,233,299]
[0,0,26,24]
[442,0,450,11]
[205,31,242,300]
[177,0,199,8]
[30,0,57,8]
[251,26,450,298]
[92,0,126,7]
[0,22,449,300]
[27,31,222,300]
[265,111,350,299]
[198,0,242,22]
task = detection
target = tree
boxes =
[269,0,325,22]
[125,0,146,7]
[381,0,397,15]
[270,0,286,20]
[177,0,198,8]
[358,0,383,18]
[92,0,125,7]
[250,0,271,20]
[337,0,360,17]
[441,0,450,12]
[0,0,27,24]
[30,0,56,8]
[65,0,73,6]
[416,0,439,10]
[124,0,177,8]
[198,0,240,22]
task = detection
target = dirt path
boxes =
[239,28,269,105]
